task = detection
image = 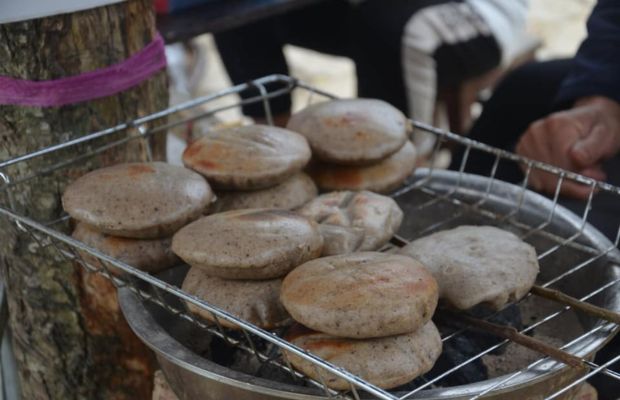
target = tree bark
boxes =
[0,1,168,399]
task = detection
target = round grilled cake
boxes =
[72,223,179,273]
[182,125,311,190]
[211,173,317,213]
[308,141,417,194]
[62,162,213,239]
[280,252,438,338]
[286,98,409,165]
[398,225,540,310]
[172,209,323,279]
[182,267,290,330]
[283,322,442,390]
[297,191,403,255]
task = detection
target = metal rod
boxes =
[3,74,620,399]
[531,285,620,325]
[439,311,585,368]
[0,206,396,400]
[0,74,297,169]
[544,354,620,400]
[467,324,611,399]
[398,278,620,399]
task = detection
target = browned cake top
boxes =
[281,252,438,338]
[172,209,323,279]
[183,125,311,190]
[62,162,212,238]
[287,98,408,165]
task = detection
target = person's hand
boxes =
[516,96,620,199]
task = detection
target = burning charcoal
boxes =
[425,334,489,386]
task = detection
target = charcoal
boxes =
[394,306,524,391]
[209,335,237,367]
[426,334,489,386]
[192,304,527,393]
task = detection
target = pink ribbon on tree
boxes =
[0,33,167,107]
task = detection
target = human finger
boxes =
[579,165,607,182]
[570,125,619,167]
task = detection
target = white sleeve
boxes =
[466,0,530,64]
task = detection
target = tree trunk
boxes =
[0,1,168,399]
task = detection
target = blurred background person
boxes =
[213,0,529,137]
[401,1,528,154]
[449,3,619,396]
[452,0,619,222]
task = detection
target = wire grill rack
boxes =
[0,75,619,400]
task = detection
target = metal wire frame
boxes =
[0,207,388,400]
[384,127,620,399]
[0,74,619,400]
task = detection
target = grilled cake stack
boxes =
[280,252,442,390]
[183,124,318,212]
[177,124,327,329]
[62,162,213,274]
[287,98,417,194]
[173,209,323,330]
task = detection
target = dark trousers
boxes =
[453,60,620,398]
[214,0,499,117]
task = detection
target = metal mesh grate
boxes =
[0,75,618,400]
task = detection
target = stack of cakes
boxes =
[62,162,213,274]
[280,252,442,390]
[287,99,417,194]
[182,124,318,212]
[175,124,327,329]
[172,209,324,329]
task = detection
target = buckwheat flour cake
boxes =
[182,267,290,330]
[211,173,317,213]
[283,322,442,390]
[308,141,417,194]
[287,98,409,165]
[62,162,213,239]
[182,125,311,190]
[72,223,179,273]
[399,225,539,310]
[172,209,323,279]
[280,252,438,338]
[297,191,403,255]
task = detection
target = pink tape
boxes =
[0,33,166,107]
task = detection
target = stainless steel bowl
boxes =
[118,170,620,399]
